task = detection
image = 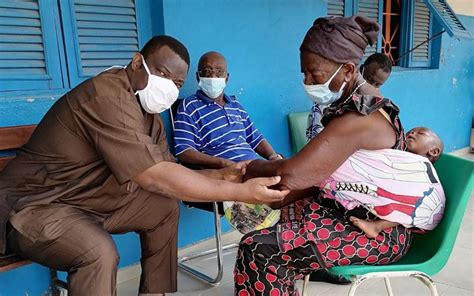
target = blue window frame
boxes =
[326,0,470,68]
[423,0,471,39]
[399,0,434,67]
[0,0,63,92]
[0,0,152,92]
[59,0,145,88]
[353,0,384,59]
[327,0,346,17]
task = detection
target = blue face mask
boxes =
[198,77,226,99]
[303,65,346,106]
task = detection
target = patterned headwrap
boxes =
[300,15,380,64]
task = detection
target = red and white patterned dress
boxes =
[234,95,412,296]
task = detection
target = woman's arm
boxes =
[245,110,397,191]
[268,187,318,209]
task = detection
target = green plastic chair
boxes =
[288,112,310,155]
[288,112,474,296]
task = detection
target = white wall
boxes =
[447,0,474,16]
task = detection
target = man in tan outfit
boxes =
[0,35,287,296]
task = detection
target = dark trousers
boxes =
[7,189,179,296]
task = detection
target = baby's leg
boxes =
[349,217,399,238]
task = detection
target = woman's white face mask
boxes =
[303,64,346,106]
[135,54,179,114]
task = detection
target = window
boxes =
[398,0,433,67]
[326,0,471,68]
[0,1,63,92]
[355,0,383,59]
[0,0,151,93]
[327,0,346,17]
[381,0,402,63]
[424,0,471,39]
[60,0,142,87]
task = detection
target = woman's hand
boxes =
[239,176,290,205]
[242,159,279,182]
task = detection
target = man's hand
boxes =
[221,160,251,183]
[221,158,236,168]
[239,176,290,205]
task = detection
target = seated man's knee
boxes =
[84,235,119,268]
[140,194,179,234]
[150,194,180,222]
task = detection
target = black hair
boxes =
[140,35,190,66]
[362,53,392,73]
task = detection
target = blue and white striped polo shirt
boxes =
[173,90,264,161]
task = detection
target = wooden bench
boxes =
[0,125,67,294]
[0,125,35,273]
[0,125,35,170]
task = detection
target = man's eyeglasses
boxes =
[198,69,227,78]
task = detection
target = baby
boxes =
[226,127,445,237]
[321,127,445,238]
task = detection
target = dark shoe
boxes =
[308,270,351,285]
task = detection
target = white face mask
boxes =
[303,64,346,106]
[135,55,179,114]
[198,77,226,99]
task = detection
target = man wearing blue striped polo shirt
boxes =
[173,51,281,169]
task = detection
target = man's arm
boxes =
[255,140,282,160]
[177,149,234,169]
[132,161,288,204]
[245,110,397,192]
[195,160,250,183]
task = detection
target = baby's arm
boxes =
[350,216,399,238]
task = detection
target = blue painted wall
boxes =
[0,0,473,294]
[162,0,327,251]
[162,1,473,250]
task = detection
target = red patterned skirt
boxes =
[234,196,412,296]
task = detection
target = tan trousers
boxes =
[7,189,179,296]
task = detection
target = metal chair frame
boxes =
[177,202,239,285]
[302,271,439,296]
[169,103,239,285]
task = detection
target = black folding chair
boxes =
[170,99,238,285]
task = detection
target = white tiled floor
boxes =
[118,152,474,296]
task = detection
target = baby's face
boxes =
[406,127,437,156]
